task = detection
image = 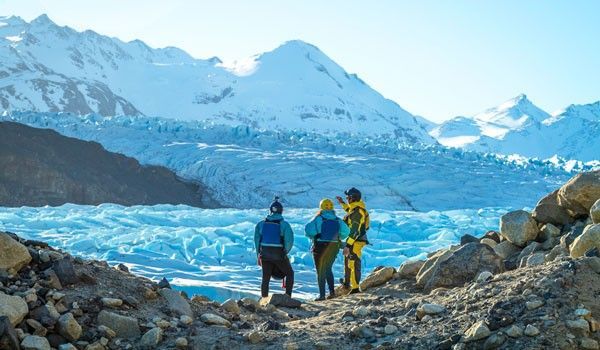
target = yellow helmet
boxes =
[319,198,334,211]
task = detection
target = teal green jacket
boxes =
[254,213,294,253]
[304,210,350,243]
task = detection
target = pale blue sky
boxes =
[1,0,599,122]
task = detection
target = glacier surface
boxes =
[0,204,507,301]
[1,111,576,211]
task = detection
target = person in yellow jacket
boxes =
[336,187,370,295]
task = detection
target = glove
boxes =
[343,246,350,257]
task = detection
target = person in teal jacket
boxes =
[254,197,295,297]
[305,198,350,300]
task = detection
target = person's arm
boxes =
[336,196,350,212]
[304,216,319,239]
[283,222,294,253]
[254,222,262,254]
[345,210,362,246]
[338,218,350,241]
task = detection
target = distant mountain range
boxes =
[0,14,597,161]
[430,94,600,161]
[0,14,433,144]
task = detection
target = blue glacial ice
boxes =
[0,204,508,302]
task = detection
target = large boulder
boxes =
[591,199,600,224]
[360,266,395,291]
[558,170,600,217]
[97,310,140,338]
[500,210,539,247]
[260,294,302,308]
[532,190,572,226]
[0,292,28,326]
[398,259,425,278]
[416,248,456,288]
[418,243,503,291]
[493,241,520,259]
[0,232,32,273]
[570,224,600,258]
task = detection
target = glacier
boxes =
[1,111,580,211]
[0,204,507,302]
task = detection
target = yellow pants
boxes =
[344,241,366,290]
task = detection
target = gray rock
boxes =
[140,327,163,348]
[418,243,503,291]
[200,313,231,327]
[592,199,600,224]
[500,210,539,247]
[545,244,569,262]
[52,259,79,286]
[532,190,572,226]
[175,337,188,349]
[221,298,241,314]
[0,292,28,326]
[101,298,122,308]
[247,331,264,344]
[517,241,542,264]
[398,259,424,278]
[525,300,544,310]
[557,170,600,217]
[524,253,545,267]
[384,324,398,335]
[0,232,32,273]
[505,325,523,338]
[476,271,493,283]
[480,238,497,248]
[58,313,82,341]
[0,316,20,350]
[58,344,77,350]
[541,223,562,239]
[524,324,539,337]
[464,321,491,342]
[260,293,302,308]
[566,318,590,332]
[416,303,445,319]
[416,248,455,287]
[352,306,369,318]
[483,333,506,350]
[360,266,395,290]
[561,225,586,249]
[460,234,480,245]
[159,288,193,317]
[21,335,51,350]
[570,224,600,258]
[493,241,520,259]
[581,338,599,350]
[97,310,140,338]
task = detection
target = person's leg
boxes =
[323,243,337,296]
[313,244,326,298]
[349,241,366,290]
[276,257,294,296]
[261,260,274,297]
[343,252,351,288]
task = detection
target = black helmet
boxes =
[344,187,362,201]
[270,196,283,214]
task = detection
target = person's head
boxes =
[269,196,283,214]
[319,198,334,211]
[344,187,361,203]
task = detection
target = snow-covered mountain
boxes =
[0,14,434,143]
[431,95,600,161]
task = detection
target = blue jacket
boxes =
[305,210,350,243]
[254,213,294,254]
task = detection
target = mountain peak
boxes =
[31,14,55,26]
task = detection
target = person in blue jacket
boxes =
[254,197,295,298]
[305,198,350,300]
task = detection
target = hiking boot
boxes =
[326,294,336,300]
[314,296,326,301]
[347,288,361,295]
[338,278,349,289]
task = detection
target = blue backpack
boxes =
[319,217,340,242]
[261,219,283,247]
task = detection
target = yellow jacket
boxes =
[341,200,370,246]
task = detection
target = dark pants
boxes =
[261,257,294,297]
[312,241,339,298]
